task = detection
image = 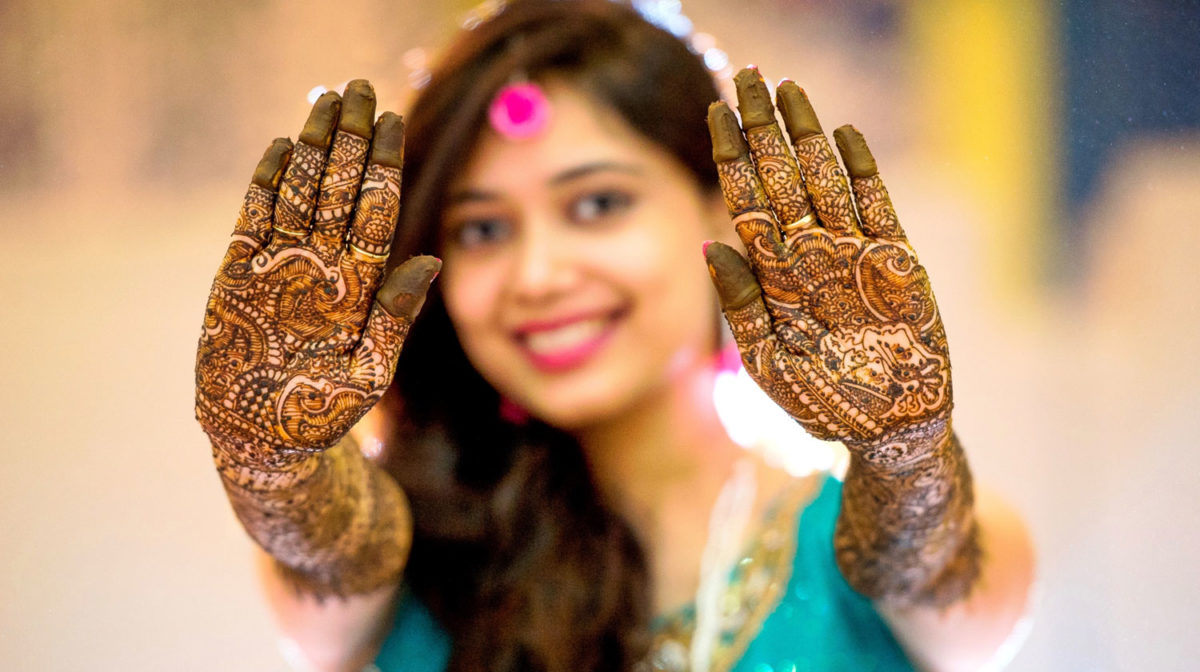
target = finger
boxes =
[704,242,782,380]
[353,256,441,387]
[272,91,341,240]
[313,80,376,246]
[376,255,441,320]
[775,82,861,236]
[707,101,785,266]
[832,125,908,243]
[705,240,825,355]
[230,137,292,254]
[733,68,817,235]
[346,112,404,262]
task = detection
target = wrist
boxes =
[843,414,953,472]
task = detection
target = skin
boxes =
[707,67,1034,667]
[195,79,437,598]
[439,80,796,614]
[200,73,1034,670]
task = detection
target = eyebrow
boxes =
[549,161,642,185]
[446,161,643,204]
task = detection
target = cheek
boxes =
[441,256,506,343]
[610,216,718,350]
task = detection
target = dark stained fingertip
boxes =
[704,242,762,311]
[339,79,377,138]
[251,137,294,189]
[833,125,878,178]
[298,91,342,149]
[776,81,823,139]
[370,112,405,169]
[378,255,441,319]
[734,67,776,129]
[708,102,749,162]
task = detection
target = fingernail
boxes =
[707,101,749,162]
[299,91,342,149]
[370,112,405,168]
[776,81,822,140]
[734,67,775,129]
[339,79,377,138]
[833,125,877,178]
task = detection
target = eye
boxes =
[568,190,633,224]
[449,217,513,250]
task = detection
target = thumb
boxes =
[377,255,442,321]
[703,241,761,311]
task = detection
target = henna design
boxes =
[273,142,326,236]
[312,131,370,254]
[348,164,402,258]
[791,134,859,234]
[834,424,979,608]
[745,124,813,227]
[716,154,772,219]
[851,173,906,241]
[709,70,979,606]
[196,106,421,595]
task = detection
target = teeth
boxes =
[524,319,608,354]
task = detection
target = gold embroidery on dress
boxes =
[640,478,819,672]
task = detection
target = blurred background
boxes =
[2,0,1198,669]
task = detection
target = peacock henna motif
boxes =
[707,68,980,607]
[195,81,436,597]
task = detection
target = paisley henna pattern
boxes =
[791,134,859,234]
[708,73,979,606]
[196,107,417,596]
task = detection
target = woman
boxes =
[194,1,1034,670]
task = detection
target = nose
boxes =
[509,214,580,304]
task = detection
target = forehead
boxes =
[453,81,665,191]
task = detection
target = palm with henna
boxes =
[705,68,977,607]
[195,80,439,596]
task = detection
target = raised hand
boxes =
[704,69,949,453]
[194,81,438,596]
[705,68,977,607]
[196,81,439,464]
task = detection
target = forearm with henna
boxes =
[705,68,980,609]
[837,423,979,608]
[196,80,439,598]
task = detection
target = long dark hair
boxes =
[383,2,721,669]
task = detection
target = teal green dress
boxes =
[374,475,914,671]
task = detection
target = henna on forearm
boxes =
[705,68,980,608]
[195,80,438,598]
[213,433,413,597]
[836,423,980,608]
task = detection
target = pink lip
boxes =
[513,311,623,373]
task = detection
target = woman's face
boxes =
[440,81,729,430]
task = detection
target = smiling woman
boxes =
[194,1,1034,671]
[438,80,727,429]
